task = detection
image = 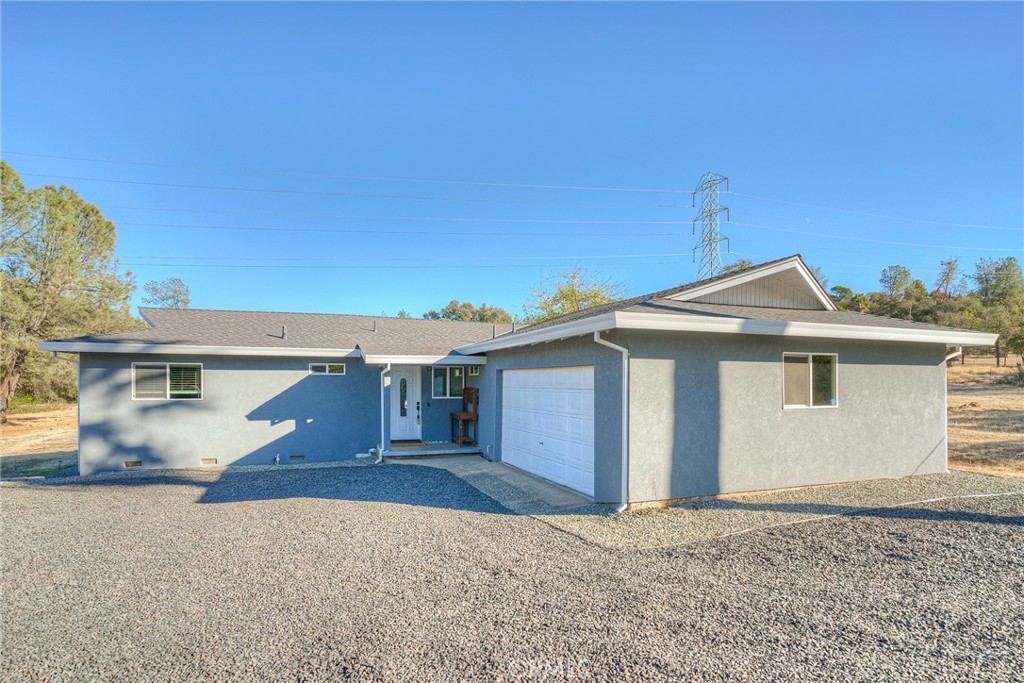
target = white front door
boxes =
[390,367,421,441]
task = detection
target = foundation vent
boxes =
[289,455,306,462]
[123,460,142,468]
[200,458,218,466]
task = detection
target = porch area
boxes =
[383,442,483,458]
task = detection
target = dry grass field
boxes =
[1,357,1021,479]
[946,357,1024,479]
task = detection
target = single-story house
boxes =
[40,255,996,506]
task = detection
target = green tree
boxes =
[932,257,962,298]
[830,285,854,309]
[396,309,413,319]
[971,256,1024,308]
[523,267,625,322]
[879,265,912,298]
[720,259,754,275]
[142,277,191,308]
[423,300,512,323]
[1,162,139,420]
[810,265,829,292]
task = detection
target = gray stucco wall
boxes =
[474,336,624,503]
[78,354,380,475]
[623,331,948,502]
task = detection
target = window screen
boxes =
[134,364,167,399]
[783,356,810,407]
[169,365,202,399]
[133,363,202,399]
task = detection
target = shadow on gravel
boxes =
[24,465,514,515]
[197,465,512,513]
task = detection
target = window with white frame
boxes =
[432,366,465,399]
[132,363,203,400]
[783,354,837,408]
[309,363,346,376]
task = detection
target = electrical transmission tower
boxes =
[691,172,731,280]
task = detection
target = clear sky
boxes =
[2,1,1022,317]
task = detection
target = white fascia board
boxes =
[362,354,487,365]
[37,341,362,358]
[614,311,998,346]
[669,257,838,311]
[455,312,617,354]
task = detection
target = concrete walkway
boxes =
[388,454,593,514]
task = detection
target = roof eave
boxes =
[37,341,362,358]
[614,311,998,345]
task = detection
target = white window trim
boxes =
[431,366,466,399]
[308,362,346,376]
[131,362,204,401]
[468,366,480,376]
[782,352,838,410]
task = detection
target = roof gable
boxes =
[666,256,836,311]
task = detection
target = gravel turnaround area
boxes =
[3,466,1023,682]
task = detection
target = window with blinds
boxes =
[132,363,203,400]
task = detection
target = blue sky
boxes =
[3,2,1022,317]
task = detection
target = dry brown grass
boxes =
[1,405,78,456]
[946,360,1024,479]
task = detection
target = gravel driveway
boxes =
[3,465,1022,682]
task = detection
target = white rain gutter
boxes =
[376,364,391,464]
[594,331,629,513]
[945,346,963,363]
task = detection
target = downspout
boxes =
[594,331,629,512]
[376,364,391,464]
[942,347,961,474]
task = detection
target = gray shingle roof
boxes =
[49,308,513,356]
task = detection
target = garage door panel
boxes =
[501,366,595,497]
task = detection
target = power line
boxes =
[3,150,689,194]
[19,172,574,206]
[727,190,1022,231]
[123,252,693,263]
[729,221,1024,252]
[106,205,689,225]
[119,260,691,271]
[117,221,681,237]
[735,209,1022,234]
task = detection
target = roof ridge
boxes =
[139,307,511,325]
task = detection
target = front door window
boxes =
[400,378,408,417]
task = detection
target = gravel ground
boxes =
[3,465,1023,682]
[535,471,1024,549]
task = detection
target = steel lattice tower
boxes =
[691,172,730,280]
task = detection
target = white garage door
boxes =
[501,366,595,496]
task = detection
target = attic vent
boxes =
[289,455,306,462]
[200,458,218,466]
[123,460,142,468]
